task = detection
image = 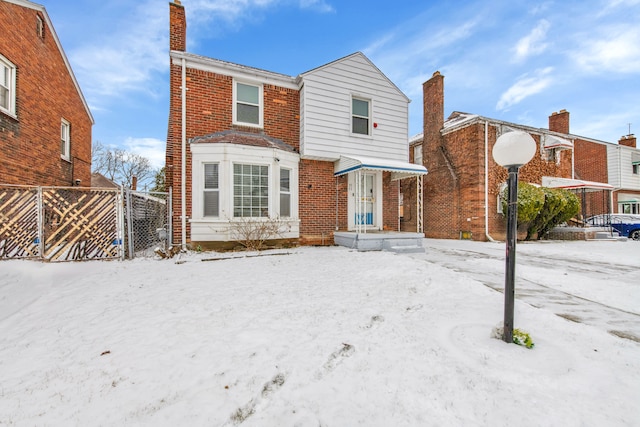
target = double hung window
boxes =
[60,119,70,161]
[0,55,16,116]
[234,81,262,127]
[352,97,370,135]
[280,168,291,217]
[203,163,219,217]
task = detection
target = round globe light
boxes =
[492,131,537,168]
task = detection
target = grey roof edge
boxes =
[189,130,297,153]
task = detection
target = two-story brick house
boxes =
[166,1,426,249]
[403,71,612,241]
[0,0,93,187]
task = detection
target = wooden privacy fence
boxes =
[0,185,170,262]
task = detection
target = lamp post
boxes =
[492,131,536,344]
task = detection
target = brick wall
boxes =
[409,72,575,241]
[0,2,92,187]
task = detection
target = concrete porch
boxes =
[334,231,425,253]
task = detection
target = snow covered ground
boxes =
[0,239,638,426]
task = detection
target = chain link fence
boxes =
[1,185,171,261]
[123,189,172,259]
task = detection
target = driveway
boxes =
[407,238,640,343]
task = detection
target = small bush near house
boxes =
[228,217,291,251]
[526,188,580,240]
[501,182,545,232]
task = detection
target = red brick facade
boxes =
[0,1,92,187]
[167,1,404,247]
[404,72,574,241]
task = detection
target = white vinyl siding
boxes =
[60,119,70,161]
[0,55,16,116]
[608,144,640,190]
[299,53,409,162]
[233,80,263,128]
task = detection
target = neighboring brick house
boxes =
[166,1,426,249]
[0,0,93,187]
[574,131,640,215]
[403,71,612,241]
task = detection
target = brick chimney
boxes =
[619,134,637,148]
[423,71,445,147]
[170,1,186,52]
[549,109,570,134]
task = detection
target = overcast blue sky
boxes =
[43,0,640,170]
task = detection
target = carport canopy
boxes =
[542,176,614,193]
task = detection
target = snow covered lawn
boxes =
[1,242,638,426]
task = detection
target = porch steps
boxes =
[334,231,425,253]
[383,238,424,254]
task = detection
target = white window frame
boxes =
[233,163,270,218]
[351,96,371,136]
[60,119,70,161]
[36,15,44,39]
[413,144,423,165]
[0,54,17,117]
[232,79,263,128]
[203,163,220,217]
[280,167,291,218]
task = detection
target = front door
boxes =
[356,173,375,226]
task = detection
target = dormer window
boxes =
[233,80,263,128]
[352,97,370,135]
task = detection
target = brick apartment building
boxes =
[0,0,93,187]
[402,71,613,241]
[166,1,426,249]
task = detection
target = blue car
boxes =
[586,214,640,240]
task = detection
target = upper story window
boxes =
[413,144,423,165]
[0,55,16,116]
[60,119,70,161]
[36,15,44,39]
[352,97,370,135]
[233,81,263,127]
[633,164,639,175]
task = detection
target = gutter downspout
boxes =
[181,58,187,250]
[484,121,496,242]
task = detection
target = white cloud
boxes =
[69,1,167,103]
[496,67,554,111]
[513,19,550,62]
[124,137,166,169]
[572,26,640,73]
[299,0,334,13]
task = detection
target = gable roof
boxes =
[91,172,118,188]
[2,0,94,124]
[298,52,410,102]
